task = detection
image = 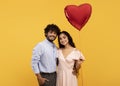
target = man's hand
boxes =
[36,73,49,85]
[37,76,49,85]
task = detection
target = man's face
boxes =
[46,30,57,42]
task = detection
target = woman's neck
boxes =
[64,44,73,49]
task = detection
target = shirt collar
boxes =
[44,39,55,47]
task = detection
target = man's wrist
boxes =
[35,73,41,78]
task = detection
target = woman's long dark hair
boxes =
[58,31,76,48]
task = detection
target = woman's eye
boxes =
[59,38,62,40]
[63,36,66,39]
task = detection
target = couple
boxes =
[31,24,85,86]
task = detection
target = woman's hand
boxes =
[73,59,83,76]
[75,60,82,70]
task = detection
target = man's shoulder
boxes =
[33,40,45,49]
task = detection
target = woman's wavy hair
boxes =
[58,31,76,48]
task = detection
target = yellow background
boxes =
[0,0,120,86]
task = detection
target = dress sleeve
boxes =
[74,50,85,61]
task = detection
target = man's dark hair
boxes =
[44,24,60,37]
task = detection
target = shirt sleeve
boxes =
[31,44,42,74]
[56,48,60,58]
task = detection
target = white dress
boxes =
[56,48,85,86]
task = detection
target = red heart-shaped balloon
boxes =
[64,3,92,31]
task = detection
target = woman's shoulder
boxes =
[74,48,80,52]
[74,48,84,55]
[57,48,62,52]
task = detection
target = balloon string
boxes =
[78,31,84,86]
[80,66,84,86]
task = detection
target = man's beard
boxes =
[47,36,56,42]
[47,38,54,42]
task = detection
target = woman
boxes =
[56,31,85,86]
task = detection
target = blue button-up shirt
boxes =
[31,39,58,73]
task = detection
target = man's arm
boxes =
[31,46,48,85]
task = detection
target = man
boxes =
[31,24,60,86]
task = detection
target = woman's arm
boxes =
[73,59,83,76]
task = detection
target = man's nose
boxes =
[51,33,56,36]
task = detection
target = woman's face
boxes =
[59,33,69,46]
